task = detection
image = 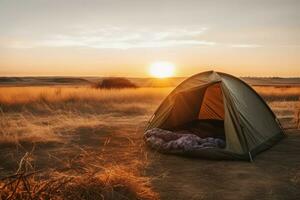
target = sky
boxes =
[0,0,299,77]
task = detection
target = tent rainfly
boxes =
[146,71,284,161]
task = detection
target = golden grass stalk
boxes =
[0,168,159,200]
[1,149,159,200]
[0,86,171,107]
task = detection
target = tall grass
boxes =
[0,150,159,200]
[256,86,300,129]
[0,85,299,199]
[254,86,300,102]
[0,85,299,146]
[0,87,171,115]
[0,86,298,106]
[0,86,164,199]
[0,87,170,106]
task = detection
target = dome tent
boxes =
[145,71,284,161]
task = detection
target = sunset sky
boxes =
[0,0,299,77]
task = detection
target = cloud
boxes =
[3,26,216,49]
[229,44,262,48]
[2,27,269,50]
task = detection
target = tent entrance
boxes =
[199,83,224,121]
[172,82,225,139]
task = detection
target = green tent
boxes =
[146,71,284,161]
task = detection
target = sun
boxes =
[149,61,175,78]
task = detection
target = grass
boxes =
[0,86,171,146]
[0,151,159,200]
[0,86,168,199]
[254,86,300,102]
[253,86,300,129]
[0,86,169,105]
[0,87,171,113]
[0,85,299,149]
[0,168,158,200]
[0,85,299,199]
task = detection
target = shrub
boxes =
[94,78,137,89]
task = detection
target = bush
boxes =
[94,78,137,89]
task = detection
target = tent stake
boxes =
[248,152,253,162]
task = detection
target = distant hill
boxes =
[0,77,91,86]
[241,77,300,86]
[0,76,299,87]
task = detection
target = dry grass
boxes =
[0,168,158,200]
[253,86,300,129]
[63,166,158,200]
[254,86,300,102]
[0,86,171,146]
[0,112,60,145]
[0,86,170,110]
[255,86,300,129]
[0,150,159,200]
[0,85,299,146]
[0,85,299,199]
[0,167,158,200]
[0,85,297,108]
[0,86,166,199]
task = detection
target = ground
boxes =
[149,130,300,200]
[0,81,299,199]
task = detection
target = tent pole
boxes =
[145,114,155,131]
[240,125,254,162]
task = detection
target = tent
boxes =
[145,71,284,161]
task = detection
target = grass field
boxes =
[0,84,299,199]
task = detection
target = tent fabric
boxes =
[199,83,224,120]
[146,71,284,160]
